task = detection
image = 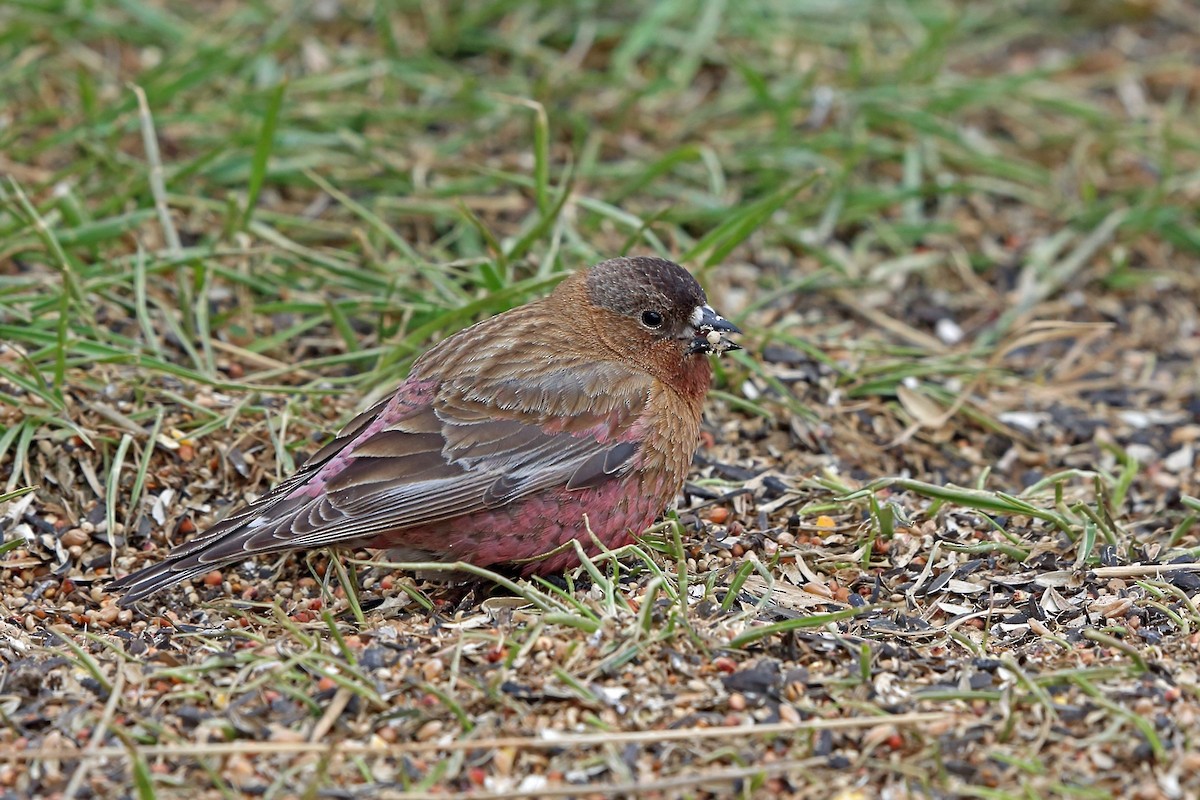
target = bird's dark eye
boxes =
[640,310,664,329]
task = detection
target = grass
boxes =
[1,0,1199,797]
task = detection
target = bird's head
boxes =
[577,256,741,364]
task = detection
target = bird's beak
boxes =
[688,305,742,355]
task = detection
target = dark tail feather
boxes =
[108,492,299,606]
[109,499,319,606]
[109,557,215,607]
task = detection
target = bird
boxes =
[110,256,741,606]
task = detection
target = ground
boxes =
[2,1,1199,798]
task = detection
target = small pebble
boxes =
[713,656,737,673]
[422,658,445,682]
[414,720,444,742]
[61,529,89,548]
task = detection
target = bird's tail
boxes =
[108,477,314,606]
[108,557,218,607]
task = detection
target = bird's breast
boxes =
[629,381,705,490]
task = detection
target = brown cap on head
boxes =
[584,256,708,321]
[577,256,739,356]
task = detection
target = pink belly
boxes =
[367,474,671,574]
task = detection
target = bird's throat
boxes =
[672,355,715,408]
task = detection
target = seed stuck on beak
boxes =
[689,304,741,355]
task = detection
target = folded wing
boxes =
[112,359,652,604]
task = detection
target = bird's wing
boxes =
[112,360,653,601]
[225,360,653,552]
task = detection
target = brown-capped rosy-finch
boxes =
[111,256,740,605]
